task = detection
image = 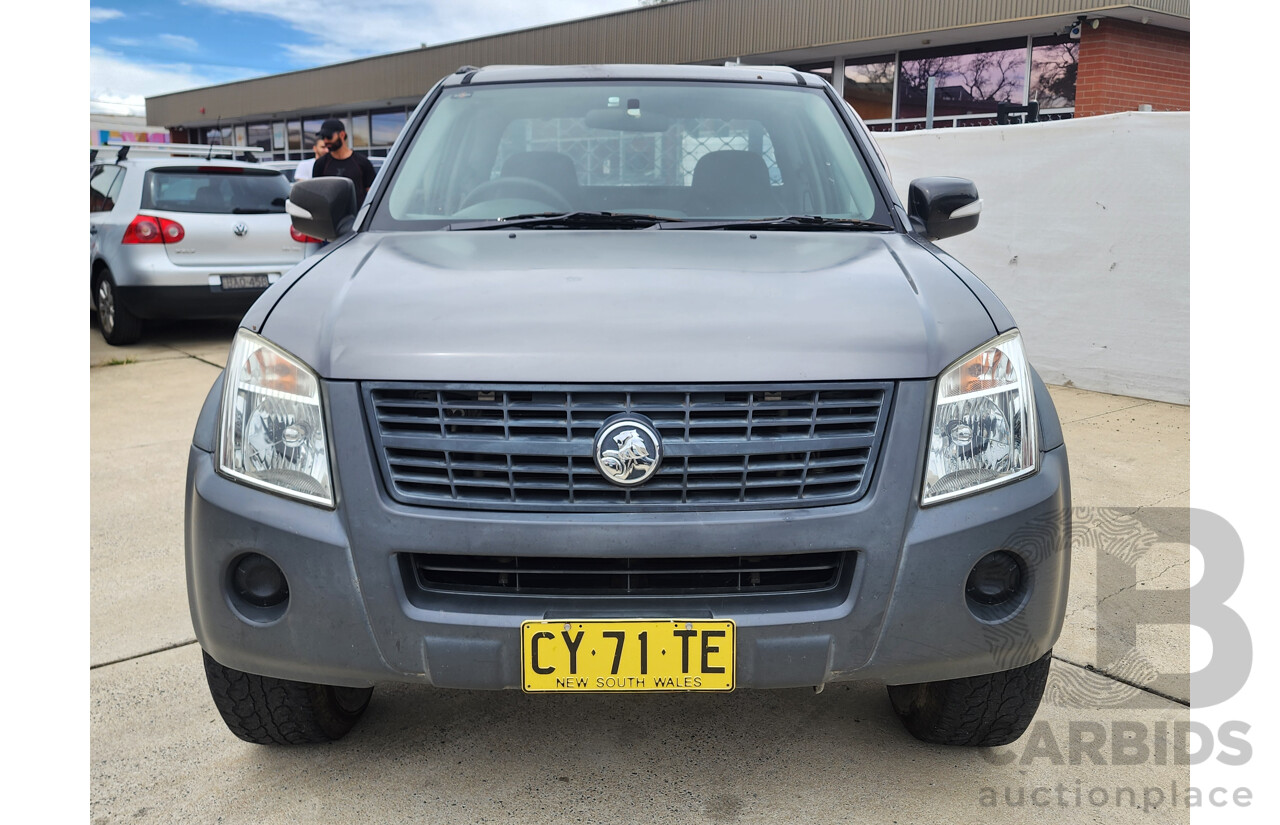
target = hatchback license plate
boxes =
[219,274,269,290]
[521,619,734,692]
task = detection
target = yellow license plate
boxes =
[521,619,735,692]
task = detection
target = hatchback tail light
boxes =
[123,215,185,244]
[290,226,322,244]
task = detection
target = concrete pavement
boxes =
[90,320,1191,824]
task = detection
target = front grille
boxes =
[363,383,893,512]
[406,552,847,597]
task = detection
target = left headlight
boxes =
[218,330,334,507]
[922,330,1038,506]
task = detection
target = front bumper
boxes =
[186,379,1070,690]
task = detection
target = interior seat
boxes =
[191,185,225,212]
[687,150,779,217]
[499,151,581,201]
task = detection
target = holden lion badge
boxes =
[593,416,662,486]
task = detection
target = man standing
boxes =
[313,118,377,208]
[294,136,328,180]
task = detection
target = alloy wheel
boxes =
[97,278,115,336]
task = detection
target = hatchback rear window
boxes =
[142,167,290,214]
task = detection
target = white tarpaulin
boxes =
[874,112,1190,404]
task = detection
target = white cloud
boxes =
[89,0,645,116]
[190,0,640,67]
[282,41,363,66]
[158,34,200,52]
[90,7,124,23]
[90,94,146,117]
[89,46,260,119]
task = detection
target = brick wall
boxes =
[1075,18,1189,117]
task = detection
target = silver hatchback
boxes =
[90,151,310,345]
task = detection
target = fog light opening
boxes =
[966,550,1024,608]
[231,552,289,609]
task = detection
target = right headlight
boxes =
[922,330,1038,505]
[217,330,334,508]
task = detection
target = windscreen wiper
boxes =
[446,211,677,230]
[660,215,894,231]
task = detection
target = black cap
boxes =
[318,118,346,138]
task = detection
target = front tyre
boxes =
[94,269,142,345]
[886,650,1052,746]
[202,650,374,745]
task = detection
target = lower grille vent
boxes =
[406,552,847,597]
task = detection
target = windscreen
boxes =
[376,81,887,227]
[142,167,291,214]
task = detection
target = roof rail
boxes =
[90,141,267,162]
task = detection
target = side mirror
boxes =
[286,177,358,242]
[907,177,982,241]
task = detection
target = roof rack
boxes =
[90,141,266,163]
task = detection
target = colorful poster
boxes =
[93,129,171,145]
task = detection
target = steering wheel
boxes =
[459,176,571,211]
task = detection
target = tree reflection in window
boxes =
[1031,39,1078,109]
[897,39,1027,121]
[844,58,895,121]
[798,36,1077,130]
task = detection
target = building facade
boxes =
[145,0,1189,160]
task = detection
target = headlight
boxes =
[218,330,334,507]
[922,330,1037,505]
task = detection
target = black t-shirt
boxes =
[314,151,377,208]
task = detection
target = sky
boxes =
[89,0,646,117]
